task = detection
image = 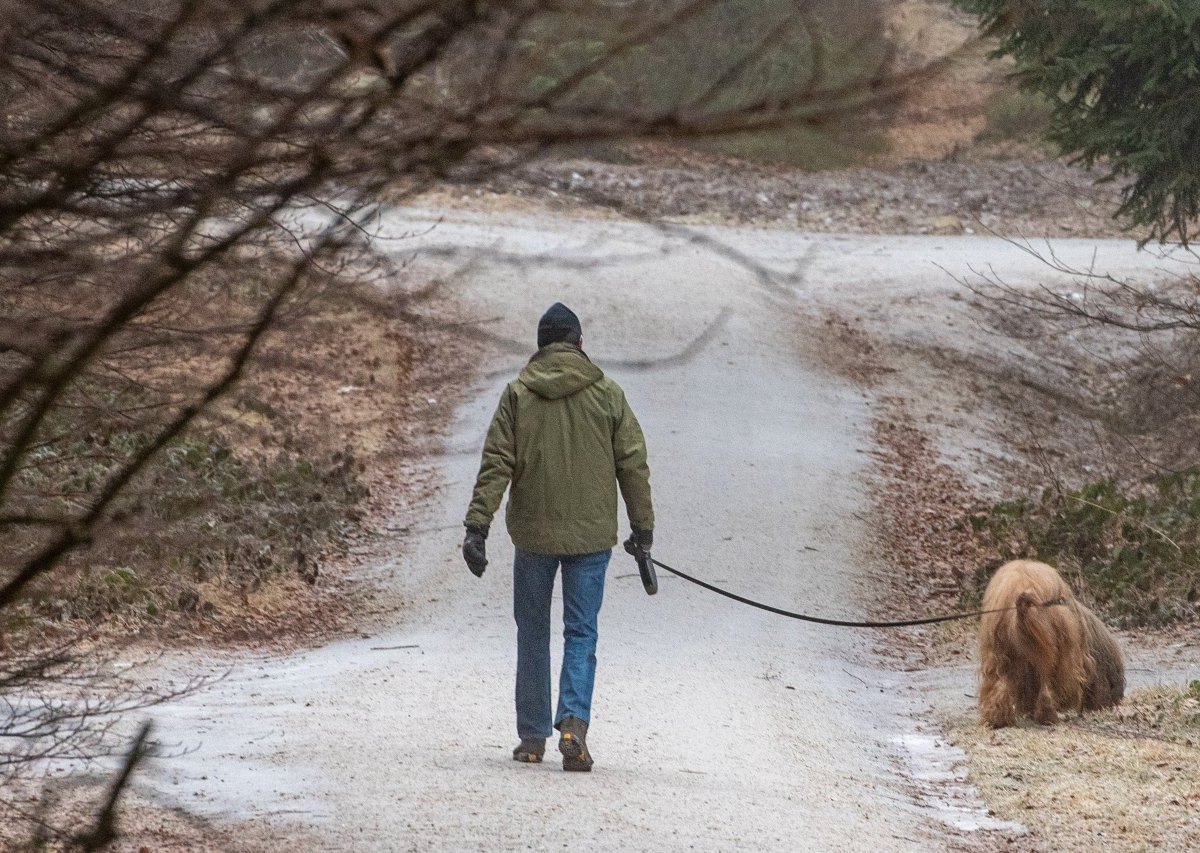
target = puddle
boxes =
[894,730,1028,838]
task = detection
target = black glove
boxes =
[463,525,488,577]
[623,528,653,557]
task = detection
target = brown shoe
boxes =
[512,738,545,763]
[557,716,593,772]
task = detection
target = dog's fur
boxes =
[978,560,1125,728]
[1079,604,1126,712]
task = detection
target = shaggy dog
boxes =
[978,559,1125,728]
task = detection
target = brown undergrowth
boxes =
[5,266,473,650]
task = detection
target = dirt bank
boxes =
[805,259,1200,851]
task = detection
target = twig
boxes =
[842,668,872,687]
[1067,494,1182,552]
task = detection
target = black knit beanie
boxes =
[537,302,582,348]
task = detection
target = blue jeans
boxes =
[513,547,611,739]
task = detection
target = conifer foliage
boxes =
[955,0,1200,244]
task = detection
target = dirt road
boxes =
[138,211,1189,851]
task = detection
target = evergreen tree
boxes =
[956,0,1200,244]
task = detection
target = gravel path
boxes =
[136,211,1188,851]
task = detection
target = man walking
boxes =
[462,303,654,772]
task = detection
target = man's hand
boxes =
[463,525,488,577]
[623,528,653,557]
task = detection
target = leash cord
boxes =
[649,557,1053,628]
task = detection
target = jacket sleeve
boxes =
[465,385,517,530]
[613,388,654,531]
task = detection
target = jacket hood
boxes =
[518,343,603,400]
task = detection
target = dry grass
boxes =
[944,683,1200,851]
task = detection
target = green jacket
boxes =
[465,342,654,555]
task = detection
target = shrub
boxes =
[971,473,1200,626]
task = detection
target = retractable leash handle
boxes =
[624,541,658,595]
[636,548,658,595]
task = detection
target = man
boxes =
[462,302,654,772]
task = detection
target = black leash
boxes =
[648,556,1058,628]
